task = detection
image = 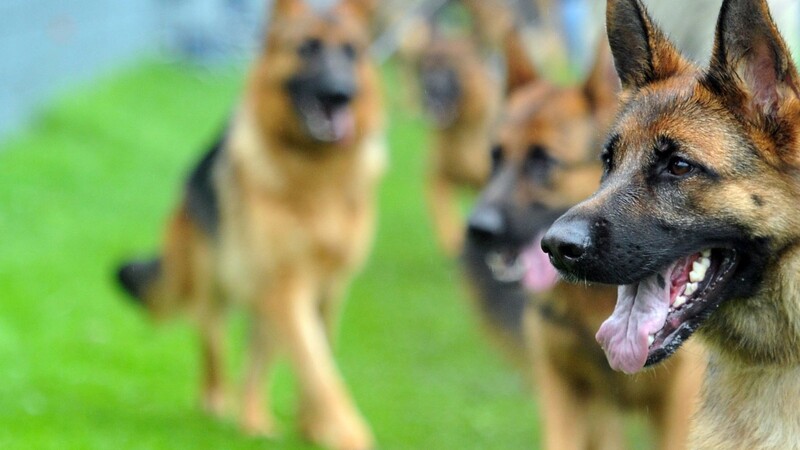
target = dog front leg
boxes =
[240,311,280,437]
[265,274,373,450]
[199,309,226,417]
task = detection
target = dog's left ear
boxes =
[335,0,377,24]
[583,37,620,111]
[503,27,539,96]
[704,0,800,119]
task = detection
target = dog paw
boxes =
[201,389,226,418]
[240,407,278,439]
[300,410,374,450]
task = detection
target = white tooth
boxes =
[648,335,655,346]
[691,262,707,281]
[702,249,711,258]
[689,268,705,283]
[673,295,687,308]
[684,283,697,296]
[699,257,711,268]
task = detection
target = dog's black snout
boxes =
[541,218,590,269]
[317,89,353,109]
[467,206,506,241]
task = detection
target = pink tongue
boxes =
[595,268,672,374]
[521,233,559,293]
[330,108,355,142]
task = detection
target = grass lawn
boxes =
[0,62,542,449]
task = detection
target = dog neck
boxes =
[690,356,800,449]
[225,101,385,195]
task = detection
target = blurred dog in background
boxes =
[410,0,512,256]
[116,0,385,449]
[417,33,501,256]
[463,28,706,449]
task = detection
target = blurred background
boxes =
[0,1,798,449]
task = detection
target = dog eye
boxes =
[601,134,619,178]
[525,145,555,176]
[298,38,322,58]
[667,157,694,177]
[600,150,613,175]
[342,43,357,60]
[490,145,503,171]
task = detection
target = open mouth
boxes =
[596,248,739,373]
[485,232,559,293]
[298,99,355,144]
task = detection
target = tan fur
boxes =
[137,2,385,449]
[479,36,706,449]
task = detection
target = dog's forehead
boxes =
[611,77,739,159]
[272,11,364,45]
[499,85,594,162]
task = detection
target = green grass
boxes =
[0,62,540,449]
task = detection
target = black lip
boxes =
[644,249,739,367]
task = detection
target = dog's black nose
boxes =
[318,90,353,109]
[467,206,506,240]
[541,218,590,269]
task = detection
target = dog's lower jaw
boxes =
[689,358,800,450]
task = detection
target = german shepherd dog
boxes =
[116,0,384,449]
[463,30,705,449]
[542,0,800,447]
[418,31,500,256]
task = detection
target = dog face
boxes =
[418,39,468,129]
[250,0,380,147]
[465,40,617,293]
[542,0,800,372]
[417,37,496,130]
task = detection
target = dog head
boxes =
[542,0,800,372]
[417,38,476,129]
[249,0,381,148]
[465,31,618,294]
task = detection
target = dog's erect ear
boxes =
[503,27,539,95]
[704,0,800,118]
[606,0,688,90]
[272,0,309,18]
[584,37,620,110]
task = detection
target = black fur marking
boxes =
[656,274,665,289]
[186,130,225,237]
[117,258,161,303]
[751,194,764,207]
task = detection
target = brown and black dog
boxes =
[116,1,384,449]
[417,31,501,256]
[463,30,705,449]
[543,0,800,448]
[412,0,519,257]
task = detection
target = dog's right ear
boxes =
[606,0,689,91]
[503,27,539,95]
[272,0,309,19]
[704,0,800,120]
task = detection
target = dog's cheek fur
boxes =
[701,252,800,366]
